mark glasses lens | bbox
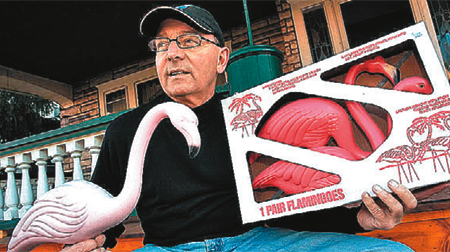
[149,35,204,52]
[149,38,170,52]
[178,35,201,49]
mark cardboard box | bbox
[221,22,450,224]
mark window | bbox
[105,88,127,114]
[136,79,163,106]
[288,0,446,74]
[303,5,334,63]
[97,68,158,116]
[427,0,450,71]
[340,0,415,48]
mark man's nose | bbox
[166,41,184,60]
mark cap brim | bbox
[140,6,214,37]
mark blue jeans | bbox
[133,227,413,252]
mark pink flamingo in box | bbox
[252,56,433,195]
[8,102,201,252]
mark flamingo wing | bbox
[253,161,341,195]
[8,187,88,251]
[252,146,355,195]
[258,98,345,148]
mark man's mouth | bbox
[169,70,190,77]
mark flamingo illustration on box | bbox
[229,94,263,137]
[378,110,450,183]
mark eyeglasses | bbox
[148,34,220,52]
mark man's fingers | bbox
[361,191,385,221]
[61,236,105,252]
[388,180,417,210]
[94,235,106,247]
[372,184,404,220]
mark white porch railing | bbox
[0,111,126,222]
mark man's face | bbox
[155,18,229,108]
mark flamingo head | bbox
[394,76,433,94]
[345,56,400,85]
[165,102,201,158]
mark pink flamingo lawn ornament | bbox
[7,102,201,252]
[252,56,433,195]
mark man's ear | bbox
[217,47,230,74]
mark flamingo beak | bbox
[180,122,201,159]
[384,63,400,85]
[189,145,200,159]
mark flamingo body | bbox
[9,181,117,251]
[257,97,371,160]
[8,102,201,252]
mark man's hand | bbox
[357,179,417,231]
[61,235,106,252]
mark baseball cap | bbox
[140,5,225,47]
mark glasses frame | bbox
[149,34,220,52]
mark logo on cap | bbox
[176,5,193,10]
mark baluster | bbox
[52,156,65,187]
[71,151,83,181]
[67,140,85,181]
[36,160,49,198]
[48,145,67,187]
[0,187,4,221]
[89,147,100,176]
[3,157,19,220]
[17,153,33,218]
[32,149,49,199]
[86,134,104,177]
[31,179,38,200]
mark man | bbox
[66,4,417,252]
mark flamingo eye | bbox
[419,83,424,88]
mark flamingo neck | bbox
[115,105,168,216]
[344,65,386,151]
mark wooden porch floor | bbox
[0,208,449,251]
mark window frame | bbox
[97,67,158,116]
[104,87,128,115]
[134,76,162,107]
